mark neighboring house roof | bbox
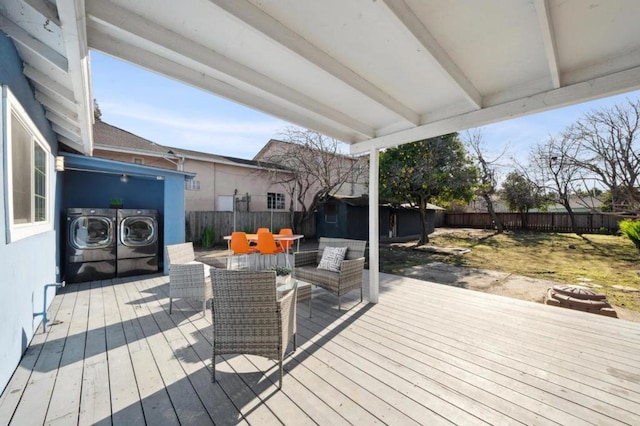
[254,138,363,162]
[465,195,510,213]
[331,195,444,210]
[61,152,196,180]
[538,195,604,212]
[93,120,289,171]
[93,119,168,154]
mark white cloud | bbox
[101,100,285,135]
[99,100,288,158]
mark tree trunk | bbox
[563,202,581,234]
[482,193,504,233]
[418,198,429,245]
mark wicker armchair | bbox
[294,238,366,316]
[166,242,213,316]
[210,269,297,389]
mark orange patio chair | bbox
[256,231,284,269]
[278,228,294,253]
[230,232,258,269]
[251,228,270,246]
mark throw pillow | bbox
[317,246,348,272]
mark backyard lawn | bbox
[380,229,640,312]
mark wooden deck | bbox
[1,272,640,425]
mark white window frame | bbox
[185,179,200,191]
[267,192,285,210]
[2,86,53,243]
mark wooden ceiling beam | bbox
[86,1,375,139]
[207,0,421,125]
[382,0,482,109]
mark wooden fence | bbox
[186,210,632,246]
[186,211,316,245]
[444,212,631,233]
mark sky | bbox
[91,51,640,162]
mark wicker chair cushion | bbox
[317,246,347,272]
[296,266,340,292]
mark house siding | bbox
[92,149,176,170]
[316,198,430,240]
[93,147,293,213]
[253,139,369,209]
[185,160,286,212]
[0,34,60,392]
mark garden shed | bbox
[317,195,443,240]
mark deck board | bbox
[8,283,76,426]
[112,277,180,426]
[79,281,111,426]
[44,281,87,426]
[2,271,640,425]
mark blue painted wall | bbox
[0,34,60,392]
[62,154,190,274]
[163,173,187,272]
[63,170,164,211]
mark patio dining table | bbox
[223,233,304,268]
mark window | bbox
[185,179,200,191]
[3,86,53,242]
[325,200,338,223]
[133,157,144,165]
[267,192,285,210]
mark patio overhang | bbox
[4,0,640,302]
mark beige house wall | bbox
[183,159,292,212]
[93,148,294,212]
[94,140,364,214]
[253,140,369,207]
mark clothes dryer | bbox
[117,209,159,277]
[66,208,117,283]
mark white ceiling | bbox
[3,0,640,156]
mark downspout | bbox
[369,149,379,304]
[162,153,185,171]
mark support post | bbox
[368,149,379,303]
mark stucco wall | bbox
[184,159,291,212]
[0,34,60,392]
[254,140,369,209]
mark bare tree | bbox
[260,128,367,232]
[564,98,640,212]
[528,136,585,233]
[464,130,506,233]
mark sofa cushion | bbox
[317,246,347,272]
[295,266,340,293]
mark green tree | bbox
[501,171,546,229]
[93,98,102,120]
[380,134,477,244]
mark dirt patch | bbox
[396,260,640,322]
[196,233,640,323]
[389,228,640,323]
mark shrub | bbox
[619,219,640,249]
[270,265,291,276]
[200,225,215,249]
